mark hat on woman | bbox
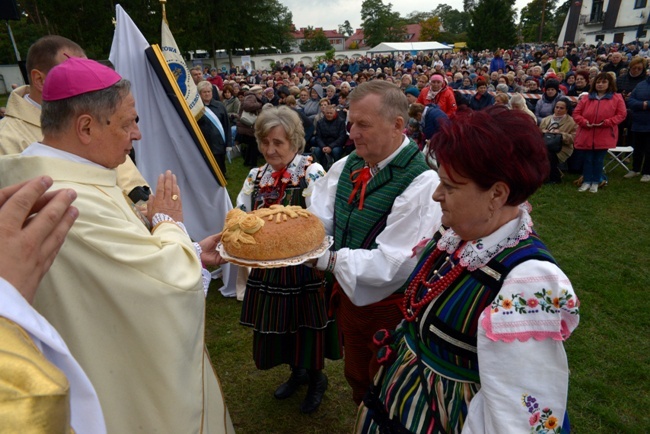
[404,86,420,98]
[545,79,560,91]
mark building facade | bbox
[559,0,650,45]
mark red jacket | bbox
[416,85,457,118]
[573,92,626,150]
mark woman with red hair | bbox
[356,106,580,434]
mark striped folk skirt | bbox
[240,264,342,370]
[355,328,480,434]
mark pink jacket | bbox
[572,92,627,150]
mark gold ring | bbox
[171,194,179,201]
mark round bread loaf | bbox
[221,205,325,261]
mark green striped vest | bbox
[333,141,429,250]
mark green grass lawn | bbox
[208,154,650,433]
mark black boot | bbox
[300,370,328,414]
[274,367,309,399]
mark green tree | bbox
[464,0,478,11]
[0,0,296,64]
[553,0,571,41]
[467,0,517,50]
[519,0,558,42]
[404,10,433,24]
[299,27,333,52]
[420,16,442,41]
[430,4,472,34]
[361,0,406,48]
[338,20,354,38]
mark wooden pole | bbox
[160,0,167,23]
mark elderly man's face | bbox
[611,53,622,64]
[191,69,203,84]
[348,93,404,166]
[200,87,213,104]
[91,92,141,169]
[324,106,336,121]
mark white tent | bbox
[367,41,453,54]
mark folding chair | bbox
[604,146,634,173]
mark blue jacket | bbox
[627,77,650,132]
[490,56,505,73]
[469,92,495,111]
[422,104,449,140]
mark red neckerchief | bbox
[348,166,372,210]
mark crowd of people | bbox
[17,33,650,433]
[186,40,650,188]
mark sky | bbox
[281,0,531,33]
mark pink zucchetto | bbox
[42,57,122,102]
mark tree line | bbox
[358,0,571,51]
[0,0,572,65]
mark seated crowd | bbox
[193,40,649,187]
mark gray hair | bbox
[510,93,527,109]
[41,79,131,136]
[348,80,409,123]
[197,80,213,93]
[254,105,305,154]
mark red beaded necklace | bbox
[401,247,466,322]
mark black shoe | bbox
[274,367,309,400]
[300,371,328,414]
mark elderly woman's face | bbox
[260,125,295,171]
[629,63,644,77]
[430,80,443,91]
[575,75,587,87]
[432,164,496,241]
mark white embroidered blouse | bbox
[447,205,581,434]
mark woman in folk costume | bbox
[356,106,580,434]
[236,106,341,414]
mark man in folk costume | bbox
[308,80,442,404]
[0,57,235,434]
[0,35,148,198]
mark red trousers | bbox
[335,285,404,405]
